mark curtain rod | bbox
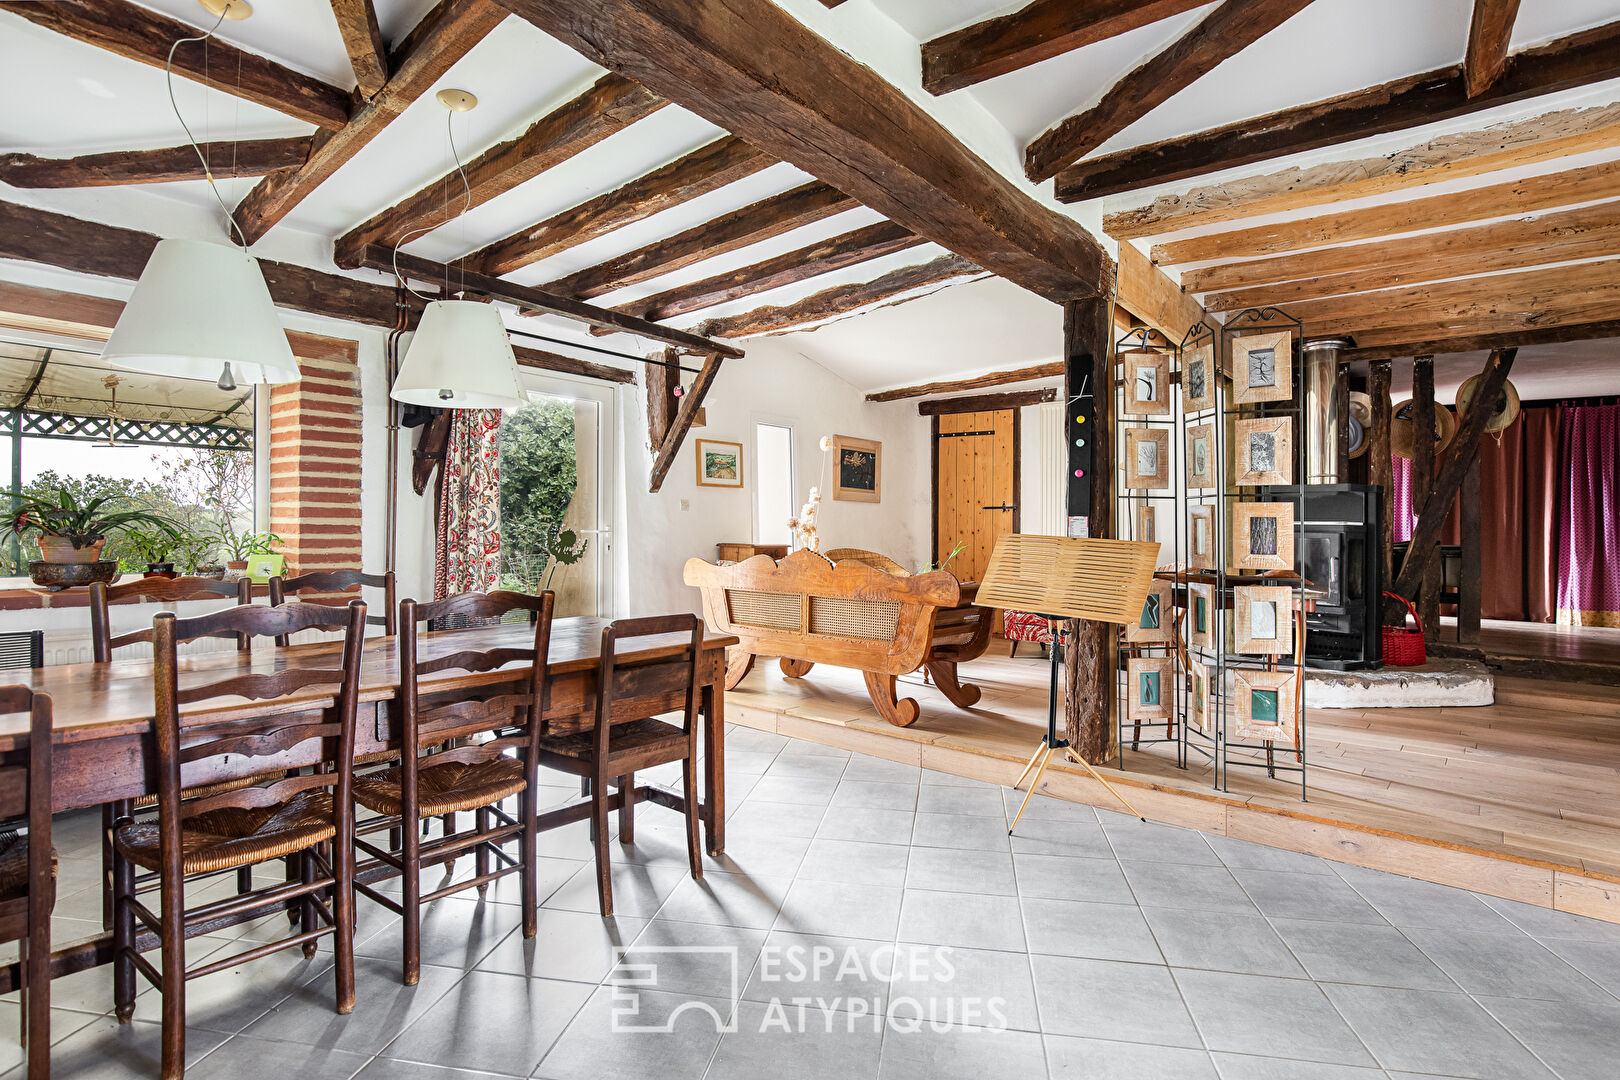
[502,328,706,376]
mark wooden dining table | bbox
[0,616,738,991]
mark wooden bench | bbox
[683,548,993,727]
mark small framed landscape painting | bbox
[1233,501,1295,571]
[1127,657,1171,721]
[1182,344,1215,413]
[1232,331,1293,405]
[1122,352,1171,416]
[1188,581,1215,650]
[832,435,881,502]
[1233,668,1299,745]
[1189,505,1216,570]
[1125,579,1173,645]
[1235,416,1292,486]
[1124,428,1170,491]
[695,438,744,488]
[1187,424,1216,489]
[1234,584,1293,656]
[1189,663,1213,736]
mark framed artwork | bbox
[695,438,744,488]
[1233,668,1299,745]
[1234,585,1294,656]
[1187,424,1216,489]
[1188,581,1214,650]
[1232,501,1295,571]
[1232,331,1293,404]
[1189,505,1216,570]
[245,553,285,585]
[1124,427,1170,490]
[1189,663,1214,736]
[832,435,881,502]
[1127,657,1171,720]
[1135,503,1158,544]
[1125,579,1173,644]
[1122,352,1171,416]
[1235,416,1293,486]
[1182,343,1216,413]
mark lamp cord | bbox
[393,110,474,302]
[165,9,249,249]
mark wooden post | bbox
[1062,296,1115,764]
[646,349,679,448]
[1333,361,1350,483]
[1459,457,1483,643]
[1411,356,1438,642]
[1368,360,1393,593]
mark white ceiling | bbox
[1383,338,1620,403]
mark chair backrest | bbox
[396,590,553,772]
[148,601,367,832]
[0,630,43,671]
[269,569,397,644]
[89,575,252,662]
[0,685,52,931]
[594,614,704,758]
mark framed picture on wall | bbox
[1188,582,1215,650]
[695,438,744,488]
[1232,501,1296,571]
[1189,662,1214,736]
[1122,352,1171,416]
[1124,580,1173,645]
[1124,428,1170,490]
[832,435,881,502]
[1232,331,1293,404]
[1187,424,1216,489]
[1127,657,1171,720]
[1234,585,1294,656]
[1182,343,1216,413]
[1235,416,1293,486]
[1135,504,1158,544]
[1233,668,1299,745]
[1189,505,1216,570]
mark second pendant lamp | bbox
[390,299,526,410]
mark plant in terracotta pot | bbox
[3,487,176,589]
[211,525,282,576]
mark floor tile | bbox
[763,754,848,781]
[1030,955,1202,1048]
[1230,869,1386,925]
[1538,936,1620,997]
[881,1024,1048,1079]
[652,867,792,931]
[1014,854,1135,904]
[1023,897,1163,964]
[541,862,688,920]
[841,756,922,784]
[727,800,826,840]
[1046,1035,1218,1079]
[353,1062,522,1080]
[814,805,916,845]
[1479,895,1620,943]
[748,776,839,807]
[919,768,998,788]
[378,971,591,1076]
[1268,918,1457,991]
[241,956,463,1054]
[906,846,1017,895]
[1209,1054,1387,1079]
[1143,909,1305,978]
[796,838,911,889]
[775,878,905,941]
[1401,925,1611,1001]
[743,931,892,1010]
[0,1015,229,1080]
[888,945,1041,1032]
[533,986,728,1080]
[1122,862,1258,916]
[899,890,1027,953]
[1099,813,1220,866]
[1002,790,1098,824]
[616,919,769,1001]
[474,908,646,985]
[830,780,920,811]
[1333,865,1519,933]
[1009,818,1116,859]
[1322,982,1556,1079]
[1202,834,1336,876]
[916,784,1008,818]
[1174,969,1375,1067]
[911,811,1012,853]
[705,1000,883,1080]
[184,1033,374,1080]
[1476,994,1620,1080]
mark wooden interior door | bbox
[935,409,1018,586]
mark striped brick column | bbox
[268,334,363,579]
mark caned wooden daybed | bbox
[683,548,993,727]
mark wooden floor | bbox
[1430,617,1620,684]
[728,641,1620,924]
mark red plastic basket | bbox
[1381,591,1426,667]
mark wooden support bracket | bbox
[648,355,724,493]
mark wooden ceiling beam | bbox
[696,254,983,339]
[333,73,666,267]
[1025,0,1314,182]
[922,0,1210,96]
[1117,242,1208,343]
[1340,298,1620,347]
[513,344,635,384]
[0,138,311,188]
[0,199,399,327]
[330,0,390,99]
[918,388,1059,415]
[1058,20,1620,202]
[1151,160,1620,264]
[0,0,351,130]
[539,182,855,301]
[470,135,773,276]
[496,0,1111,301]
[1342,318,1620,363]
[866,361,1065,403]
[1465,0,1521,98]
[233,0,507,246]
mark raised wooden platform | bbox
[728,640,1620,924]
[1430,618,1620,686]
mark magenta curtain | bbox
[1391,455,1415,543]
[434,409,503,601]
[1556,404,1620,627]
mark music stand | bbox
[975,533,1160,833]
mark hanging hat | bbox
[1392,399,1458,459]
[1347,391,1373,459]
[1455,373,1521,433]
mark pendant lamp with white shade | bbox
[390,299,526,410]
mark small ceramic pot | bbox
[37,536,106,564]
[143,563,178,579]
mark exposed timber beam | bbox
[496,0,1111,301]
[540,182,854,301]
[1105,102,1620,239]
[1059,21,1620,202]
[1117,242,1208,343]
[1151,160,1620,264]
[917,388,1058,415]
[1194,200,1620,308]
[330,0,390,99]
[0,199,399,327]
[0,0,351,130]
[1465,0,1521,98]
[233,0,506,246]
[696,255,982,339]
[513,345,635,384]
[1341,319,1620,363]
[922,0,1209,96]
[471,135,773,277]
[866,362,1065,403]
[0,139,311,188]
[364,246,744,357]
[1025,0,1314,182]
[648,355,722,492]
[600,221,924,328]
[334,74,666,266]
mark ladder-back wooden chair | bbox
[351,589,552,986]
[110,601,367,1080]
[0,686,54,1080]
[269,570,397,644]
[533,614,706,918]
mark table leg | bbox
[702,681,725,857]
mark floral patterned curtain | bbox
[434,409,502,600]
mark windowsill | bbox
[0,575,270,610]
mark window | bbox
[754,422,794,547]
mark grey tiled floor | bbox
[6,724,1620,1079]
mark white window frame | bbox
[751,416,796,548]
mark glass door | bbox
[497,371,616,617]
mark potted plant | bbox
[2,488,177,589]
[124,525,183,579]
[173,530,220,578]
[212,525,282,576]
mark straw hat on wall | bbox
[1347,391,1373,459]
[1455,374,1522,432]
[1392,399,1458,459]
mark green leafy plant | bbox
[501,520,589,592]
[3,487,176,550]
[121,525,180,570]
[918,541,967,575]
[211,525,282,563]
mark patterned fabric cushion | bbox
[1003,610,1057,644]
